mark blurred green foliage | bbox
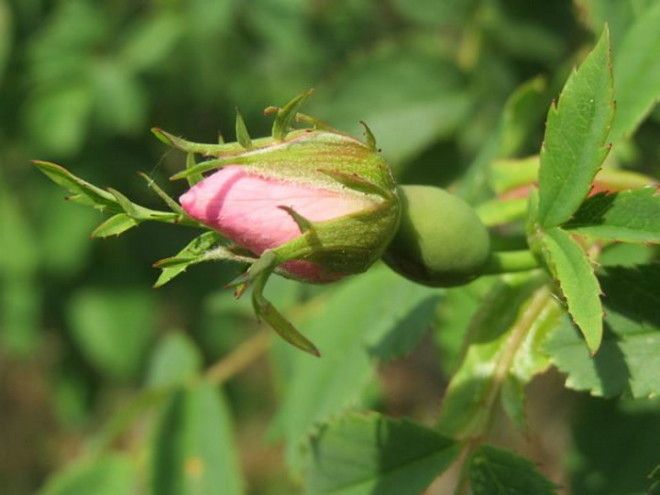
[0,1,658,494]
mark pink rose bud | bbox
[156,92,400,356]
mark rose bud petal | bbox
[180,165,376,282]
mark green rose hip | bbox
[383,185,491,287]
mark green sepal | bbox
[185,153,203,186]
[278,206,314,233]
[235,108,253,150]
[227,249,321,356]
[359,120,377,151]
[169,156,238,180]
[138,172,185,215]
[318,168,393,201]
[152,232,248,288]
[271,90,313,141]
[152,127,273,157]
[295,112,339,132]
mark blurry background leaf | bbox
[151,381,244,495]
[146,332,202,389]
[609,0,660,144]
[310,42,472,169]
[460,76,548,202]
[25,83,94,156]
[0,169,40,354]
[67,289,155,380]
[91,61,146,134]
[117,12,184,74]
[39,454,137,495]
[36,188,99,275]
[391,0,478,26]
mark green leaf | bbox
[146,333,202,389]
[154,232,223,287]
[39,454,137,495]
[272,90,312,141]
[469,445,557,495]
[609,1,660,143]
[537,28,615,228]
[437,276,553,438]
[564,188,660,243]
[303,412,459,495]
[546,264,660,398]
[540,227,603,353]
[151,381,244,495]
[67,289,155,380]
[91,213,138,238]
[273,267,440,470]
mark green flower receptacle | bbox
[383,185,491,287]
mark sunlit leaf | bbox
[537,28,614,228]
[540,227,603,353]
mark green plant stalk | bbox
[480,250,540,275]
[453,285,553,494]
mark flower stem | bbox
[480,250,539,275]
